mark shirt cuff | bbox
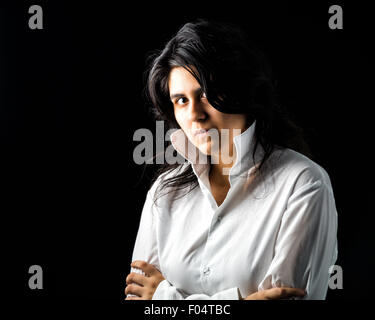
[152,279,242,300]
[214,287,242,300]
[152,279,170,300]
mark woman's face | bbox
[168,66,249,158]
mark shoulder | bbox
[271,148,334,194]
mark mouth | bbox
[192,129,209,137]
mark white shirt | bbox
[127,120,338,300]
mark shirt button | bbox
[217,216,222,222]
[203,267,211,276]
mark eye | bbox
[176,97,188,105]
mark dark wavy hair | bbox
[143,18,312,204]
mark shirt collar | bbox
[170,120,264,179]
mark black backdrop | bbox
[1,1,373,301]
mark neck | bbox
[209,147,236,186]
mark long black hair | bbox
[143,18,312,204]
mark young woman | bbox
[125,19,338,300]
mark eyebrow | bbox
[170,88,203,101]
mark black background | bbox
[1,0,373,301]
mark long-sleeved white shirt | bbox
[127,120,338,300]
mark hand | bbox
[125,260,165,300]
[243,287,306,300]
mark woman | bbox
[125,19,338,300]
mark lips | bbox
[192,129,209,136]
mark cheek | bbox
[174,109,188,129]
[207,109,226,126]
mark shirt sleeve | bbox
[126,190,161,298]
[127,190,242,300]
[257,180,338,300]
[152,281,242,300]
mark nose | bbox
[187,98,206,122]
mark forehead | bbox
[168,67,200,94]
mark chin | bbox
[196,142,211,156]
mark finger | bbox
[125,284,143,297]
[125,296,142,300]
[131,260,156,276]
[266,287,306,299]
[284,288,306,297]
[126,272,147,286]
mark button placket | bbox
[200,203,221,287]
[198,180,217,212]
